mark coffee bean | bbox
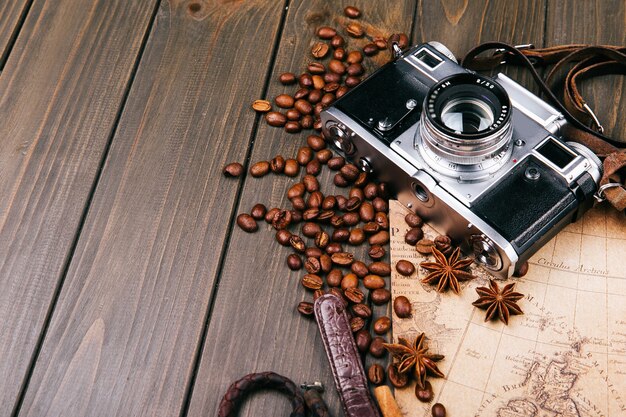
[265,111,287,127]
[368,364,384,385]
[312,74,325,90]
[325,242,343,254]
[275,229,292,246]
[223,162,244,177]
[344,287,364,303]
[369,230,390,245]
[302,274,323,290]
[330,34,345,48]
[314,231,329,249]
[320,254,332,273]
[269,155,285,174]
[351,261,369,278]
[331,252,354,266]
[388,33,409,49]
[432,403,446,417]
[332,228,350,242]
[346,50,363,64]
[303,208,319,222]
[405,212,423,228]
[345,197,361,212]
[291,197,306,211]
[318,210,334,222]
[301,115,313,129]
[340,164,359,181]
[396,260,415,276]
[416,380,434,403]
[291,210,302,223]
[368,245,385,260]
[394,295,412,318]
[416,238,434,255]
[321,93,335,107]
[369,336,387,358]
[297,301,314,317]
[252,99,271,112]
[387,363,409,388]
[354,172,368,187]
[329,215,344,228]
[373,316,391,334]
[371,288,391,305]
[290,235,306,253]
[313,289,325,301]
[363,43,378,56]
[369,261,391,276]
[307,135,326,151]
[327,269,343,287]
[328,287,347,305]
[342,212,360,226]
[324,72,342,84]
[288,183,305,199]
[275,94,294,108]
[350,316,365,332]
[286,109,301,121]
[249,161,270,177]
[302,222,321,238]
[363,222,380,234]
[307,191,323,208]
[328,156,345,170]
[363,183,378,199]
[328,59,346,75]
[374,37,387,50]
[305,248,323,260]
[302,175,318,193]
[285,121,301,133]
[287,254,302,270]
[346,63,364,77]
[278,72,296,85]
[334,173,349,187]
[237,213,257,232]
[272,209,292,230]
[364,275,385,290]
[311,42,329,58]
[346,22,364,37]
[284,159,300,177]
[434,235,453,256]
[299,73,313,88]
[372,197,388,212]
[313,103,325,117]
[336,85,349,98]
[294,87,309,100]
[316,26,336,39]
[305,257,321,274]
[352,303,372,319]
[322,195,336,210]
[375,212,389,229]
[265,207,280,223]
[333,47,346,61]
[514,261,529,277]
[293,99,312,116]
[405,227,424,245]
[359,202,375,222]
[336,195,348,211]
[349,186,364,199]
[344,5,361,18]
[313,120,322,131]
[355,329,371,352]
[250,203,267,220]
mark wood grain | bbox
[0,0,159,414]
[546,0,626,141]
[16,1,285,416]
[0,0,31,66]
[186,2,415,417]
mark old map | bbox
[388,200,626,417]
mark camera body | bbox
[321,42,602,278]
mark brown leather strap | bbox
[462,42,626,211]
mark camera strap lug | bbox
[594,182,624,203]
[391,43,403,60]
[493,44,535,65]
[582,103,605,134]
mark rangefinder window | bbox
[536,138,577,169]
[414,48,443,69]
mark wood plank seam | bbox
[0,0,34,72]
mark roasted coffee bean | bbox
[325,72,342,85]
[306,135,326,151]
[290,235,306,253]
[369,261,391,276]
[368,245,385,260]
[305,257,321,274]
[287,254,302,270]
[416,238,435,255]
[302,222,321,238]
[302,274,323,290]
[297,301,314,317]
[350,317,365,333]
[316,26,336,39]
[363,183,378,199]
[294,99,313,115]
[272,209,292,230]
[351,261,369,278]
[374,37,387,50]
[359,202,375,222]
[434,235,453,255]
[284,121,301,133]
[311,42,329,59]
[265,207,280,223]
[387,363,408,388]
[342,274,359,292]
[432,403,446,417]
[342,212,360,227]
[368,364,384,385]
[372,197,388,212]
[286,109,301,121]
[333,47,346,61]
[325,242,343,254]
[346,63,364,76]
[301,207,318,220]
[354,172,368,187]
[405,212,423,228]
[318,210,334,221]
[416,380,434,403]
[294,87,310,100]
[331,252,354,266]
[275,229,292,246]
[279,72,296,85]
[314,103,325,117]
[336,85,349,98]
[329,287,347,304]
[369,230,390,245]
[291,197,306,211]
[314,231,330,249]
[349,187,364,200]
[299,73,313,88]
[312,75,325,90]
[284,159,300,177]
[388,33,409,49]
[265,111,287,127]
[327,156,345,170]
[349,228,366,245]
[269,155,285,174]
[252,99,272,112]
[333,173,349,187]
[355,329,371,353]
[307,191,323,209]
[345,197,362,212]
[304,246,322,258]
[291,210,302,223]
[237,214,257,232]
[371,288,391,305]
[405,227,424,245]
[308,89,323,104]
[364,274,385,290]
[327,269,343,287]
[332,228,350,242]
[344,287,364,303]
[302,175,318,193]
[329,215,344,228]
[346,22,364,37]
[328,59,346,75]
[344,5,361,18]
[340,164,359,181]
[396,260,415,276]
[313,289,325,301]
[223,162,244,177]
[274,94,294,108]
[321,93,335,106]
[394,295,412,318]
[373,316,391,334]
[369,336,387,358]
[375,212,389,229]
[320,254,332,273]
[322,195,336,210]
[313,120,322,131]
[295,148,312,167]
[514,261,529,277]
[323,83,339,93]
[330,34,345,48]
[288,183,305,199]
[346,50,363,64]
[363,43,378,56]
[363,222,380,234]
[301,115,313,129]
[250,203,267,220]
[377,182,390,198]
[336,195,348,211]
[352,303,372,319]
[249,161,270,177]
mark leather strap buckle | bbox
[493,44,535,65]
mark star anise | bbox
[420,247,474,294]
[472,279,524,325]
[383,333,444,388]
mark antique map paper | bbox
[388,200,626,417]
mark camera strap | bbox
[461,42,626,211]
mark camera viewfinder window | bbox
[536,139,576,169]
[415,49,442,69]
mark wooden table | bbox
[0,1,623,416]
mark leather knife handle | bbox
[314,294,382,417]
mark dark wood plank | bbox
[0,0,31,66]
[547,0,625,141]
[187,2,415,416]
[16,1,286,416]
[0,0,159,414]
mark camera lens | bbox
[440,98,495,134]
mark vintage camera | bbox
[321,42,602,278]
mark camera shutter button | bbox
[524,167,541,180]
